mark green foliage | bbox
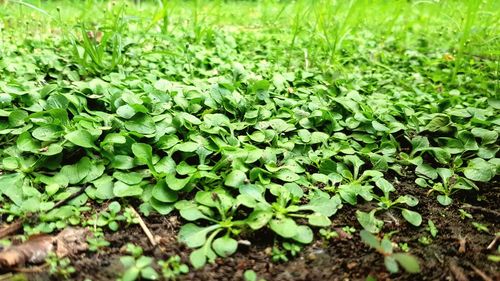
[0,0,498,274]
[360,231,420,274]
[87,229,110,252]
[119,244,159,281]
[158,255,189,280]
[356,178,422,233]
[87,201,125,231]
[270,242,302,263]
[46,252,76,280]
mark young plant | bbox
[319,228,339,240]
[356,178,422,233]
[87,229,110,252]
[176,189,245,268]
[360,230,420,274]
[321,156,383,205]
[239,184,341,243]
[158,255,189,280]
[88,201,125,231]
[46,252,76,280]
[119,244,159,281]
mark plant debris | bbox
[0,228,90,269]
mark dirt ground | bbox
[5,175,500,281]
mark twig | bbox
[470,265,493,281]
[128,206,157,247]
[0,220,22,239]
[487,235,499,250]
[12,263,49,273]
[52,185,89,209]
[461,204,500,217]
[449,260,469,281]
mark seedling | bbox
[342,226,356,236]
[398,243,410,253]
[459,209,473,220]
[118,244,159,281]
[176,189,246,268]
[472,222,489,233]
[319,228,339,240]
[239,184,341,244]
[357,178,422,233]
[158,255,189,280]
[426,220,438,238]
[46,252,76,280]
[87,230,110,252]
[418,236,432,246]
[88,201,125,231]
[360,230,420,274]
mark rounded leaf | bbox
[212,236,238,257]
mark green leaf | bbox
[152,181,178,203]
[150,198,174,215]
[0,173,24,206]
[437,195,452,206]
[190,248,206,269]
[64,129,98,149]
[401,209,422,226]
[292,225,313,244]
[125,114,156,135]
[132,143,157,175]
[274,169,300,182]
[179,224,219,248]
[428,219,438,237]
[307,213,331,227]
[425,114,450,132]
[310,132,329,144]
[356,210,383,233]
[463,158,494,182]
[60,157,92,184]
[179,206,209,221]
[121,267,140,281]
[269,218,298,238]
[174,142,199,152]
[415,163,437,180]
[165,174,191,191]
[113,181,143,197]
[32,125,61,141]
[375,178,394,198]
[384,256,399,273]
[224,170,247,188]
[471,128,498,145]
[93,176,115,200]
[8,109,27,127]
[360,230,380,249]
[393,253,421,273]
[246,210,273,230]
[212,236,238,257]
[411,136,430,153]
[116,104,136,119]
[113,171,144,185]
[17,132,40,152]
[301,196,341,217]
[140,266,159,280]
[243,270,257,281]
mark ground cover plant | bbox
[0,0,499,280]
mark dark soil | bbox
[6,175,500,281]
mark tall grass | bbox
[1,0,498,83]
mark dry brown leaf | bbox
[0,228,90,269]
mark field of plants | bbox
[0,0,499,280]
